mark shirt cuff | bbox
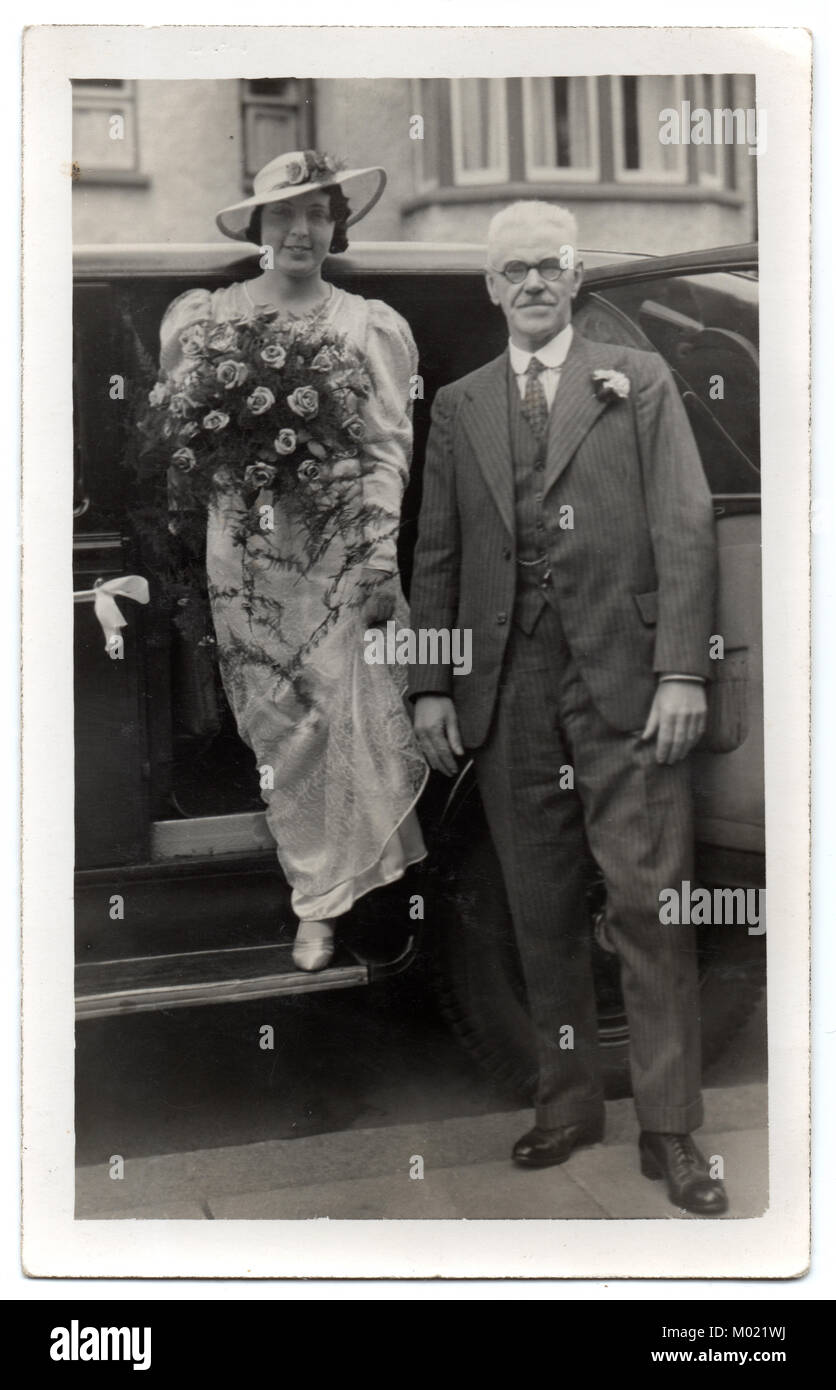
[658,673,707,684]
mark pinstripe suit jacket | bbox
[407,330,718,748]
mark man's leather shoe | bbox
[512,1119,604,1169]
[639,1131,728,1215]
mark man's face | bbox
[485,219,584,351]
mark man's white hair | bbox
[486,201,579,263]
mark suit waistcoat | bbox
[508,362,560,635]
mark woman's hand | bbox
[357,568,400,628]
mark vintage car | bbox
[73,238,763,1099]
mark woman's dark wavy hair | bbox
[245,185,352,255]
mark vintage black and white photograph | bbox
[21,25,811,1279]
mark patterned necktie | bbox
[521,356,548,440]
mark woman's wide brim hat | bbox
[216,150,387,241]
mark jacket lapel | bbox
[460,353,514,537]
[543,332,609,497]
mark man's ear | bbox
[485,270,501,306]
[571,262,585,299]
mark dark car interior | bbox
[73,258,760,845]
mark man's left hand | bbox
[641,680,707,765]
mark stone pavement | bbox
[75,1082,767,1221]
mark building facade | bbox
[72,75,757,253]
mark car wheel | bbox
[431,813,765,1103]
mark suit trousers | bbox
[470,595,705,1133]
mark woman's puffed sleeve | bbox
[360,299,419,572]
[158,287,214,381]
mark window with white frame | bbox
[611,75,687,183]
[407,74,736,199]
[71,80,139,175]
[241,80,313,186]
[450,78,509,185]
[522,77,599,181]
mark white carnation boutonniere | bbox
[592,368,631,403]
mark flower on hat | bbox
[269,151,345,190]
[283,158,307,186]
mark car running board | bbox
[75,941,368,1019]
[151,811,275,861]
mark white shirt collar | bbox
[509,323,574,376]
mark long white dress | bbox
[158,280,428,919]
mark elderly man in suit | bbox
[408,201,727,1215]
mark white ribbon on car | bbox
[73,575,150,654]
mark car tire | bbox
[431,813,765,1104]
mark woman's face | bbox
[261,189,335,277]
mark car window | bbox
[577,271,760,496]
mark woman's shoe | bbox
[292,920,335,972]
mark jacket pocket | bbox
[633,590,658,626]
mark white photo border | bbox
[21,23,811,1280]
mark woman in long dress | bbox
[157,150,428,970]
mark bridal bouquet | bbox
[138,308,375,540]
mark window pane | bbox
[621,75,682,176]
[595,271,760,492]
[528,77,555,166]
[72,102,136,172]
[455,78,505,175]
[459,79,483,171]
[245,106,301,177]
[565,78,591,167]
[526,77,594,173]
[695,74,721,182]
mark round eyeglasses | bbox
[492,259,572,284]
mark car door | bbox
[577,245,763,875]
[73,250,436,1016]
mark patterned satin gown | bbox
[158,280,428,919]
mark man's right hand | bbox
[413,695,464,776]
